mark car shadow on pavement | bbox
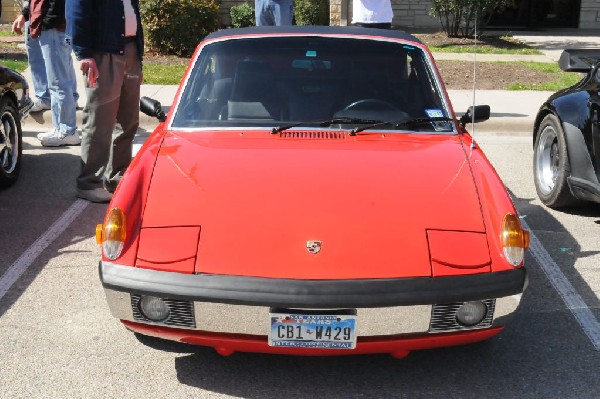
[510,192,600,312]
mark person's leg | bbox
[78,52,124,192]
[273,0,293,26]
[255,0,275,26]
[24,21,50,108]
[105,41,142,192]
[38,29,78,140]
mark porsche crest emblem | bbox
[306,240,322,254]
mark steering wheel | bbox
[342,98,399,111]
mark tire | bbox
[533,114,578,208]
[0,97,22,189]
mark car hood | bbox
[141,131,485,279]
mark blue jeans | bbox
[38,29,78,135]
[255,0,293,26]
[24,21,50,105]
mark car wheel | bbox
[533,114,578,208]
[0,97,22,189]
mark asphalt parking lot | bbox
[0,124,599,398]
[1,31,599,398]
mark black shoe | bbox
[76,188,113,203]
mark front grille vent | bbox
[279,131,346,139]
[429,299,495,332]
[131,294,196,329]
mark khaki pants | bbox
[77,41,141,191]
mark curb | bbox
[22,108,163,132]
[464,118,534,136]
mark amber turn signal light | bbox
[501,213,529,266]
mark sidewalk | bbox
[13,30,599,135]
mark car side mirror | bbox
[459,105,490,126]
[140,96,166,122]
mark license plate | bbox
[268,311,357,349]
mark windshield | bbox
[171,36,452,133]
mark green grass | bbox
[429,45,542,55]
[425,34,543,55]
[0,30,16,37]
[143,63,187,85]
[506,61,583,91]
[0,59,28,72]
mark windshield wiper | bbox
[271,117,383,134]
[349,117,455,136]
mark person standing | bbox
[352,0,393,29]
[32,0,80,146]
[24,0,80,146]
[12,0,79,120]
[255,0,294,26]
[12,1,51,113]
[66,0,144,203]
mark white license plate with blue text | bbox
[268,311,357,349]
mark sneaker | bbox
[37,128,58,141]
[76,187,113,203]
[30,98,51,113]
[40,132,81,147]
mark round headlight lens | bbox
[139,296,170,321]
[456,301,487,326]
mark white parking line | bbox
[522,219,600,351]
[0,199,89,302]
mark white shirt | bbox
[124,0,138,37]
[352,0,393,24]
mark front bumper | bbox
[100,261,527,337]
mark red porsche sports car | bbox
[97,26,529,358]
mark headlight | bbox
[97,208,126,260]
[139,296,170,321]
[501,213,530,266]
[456,301,487,326]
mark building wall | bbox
[391,0,438,28]
[4,0,596,30]
[330,0,438,28]
[580,0,600,29]
[1,0,22,24]
[330,0,600,30]
[219,0,242,27]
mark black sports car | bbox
[533,49,600,208]
[0,64,33,188]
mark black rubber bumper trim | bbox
[100,261,527,308]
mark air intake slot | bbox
[131,294,196,328]
[279,131,346,139]
[429,299,495,332]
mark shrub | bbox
[295,0,329,26]
[140,0,220,57]
[230,2,255,28]
[430,0,511,37]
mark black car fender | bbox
[534,94,599,189]
[562,121,599,185]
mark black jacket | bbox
[66,0,144,62]
[27,0,67,32]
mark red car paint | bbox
[99,27,528,358]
